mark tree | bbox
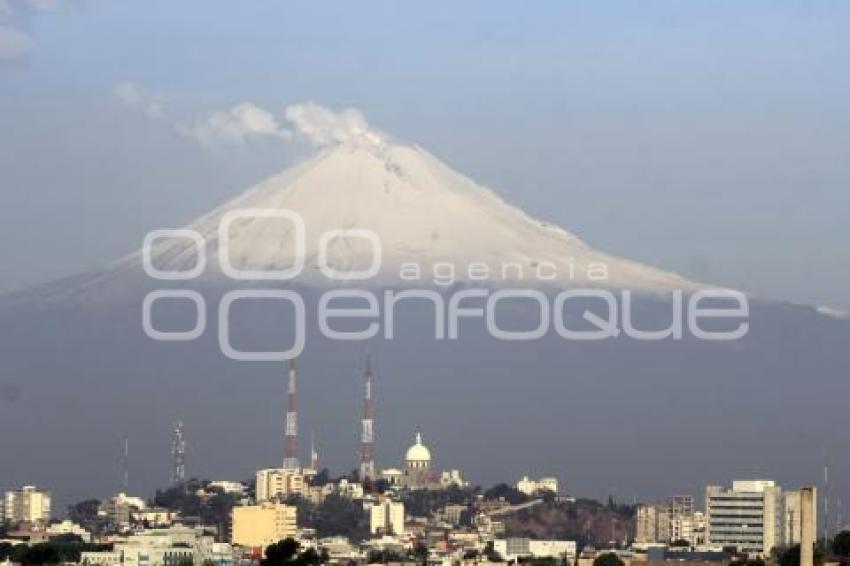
[0,543,14,562]
[483,483,529,505]
[670,539,690,548]
[776,543,822,566]
[263,538,300,566]
[483,541,504,562]
[410,543,429,560]
[313,494,369,541]
[262,537,322,566]
[834,531,850,558]
[593,553,625,566]
[311,468,331,487]
[67,499,102,531]
[367,549,404,564]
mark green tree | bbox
[483,541,504,562]
[313,494,369,541]
[263,538,300,566]
[593,553,625,566]
[410,542,429,561]
[67,499,101,528]
[262,538,322,566]
[834,531,850,558]
[484,483,530,505]
[0,543,14,562]
[776,543,822,566]
[367,549,404,564]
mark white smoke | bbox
[178,103,292,146]
[283,102,384,148]
[113,82,164,119]
[111,91,381,151]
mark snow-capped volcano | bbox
[131,136,698,291]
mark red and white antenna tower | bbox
[359,353,376,480]
[283,359,299,470]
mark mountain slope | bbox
[124,140,698,292]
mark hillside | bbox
[502,499,634,547]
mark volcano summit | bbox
[128,133,698,293]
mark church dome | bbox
[404,431,432,463]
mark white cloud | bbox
[23,0,89,12]
[0,0,90,63]
[0,25,31,61]
[113,81,164,119]
[283,102,384,148]
[178,103,292,146]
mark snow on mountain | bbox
[123,129,699,292]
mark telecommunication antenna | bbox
[171,421,186,485]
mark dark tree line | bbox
[0,541,111,565]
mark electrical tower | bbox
[122,434,129,492]
[359,353,376,480]
[283,359,300,470]
[171,421,186,485]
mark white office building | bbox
[369,499,405,536]
[705,480,782,556]
[3,486,51,524]
[256,468,306,501]
[493,538,576,562]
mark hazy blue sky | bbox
[1,0,848,308]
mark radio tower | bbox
[283,359,300,470]
[310,432,319,472]
[171,421,186,485]
[359,353,376,480]
[122,434,129,491]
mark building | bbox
[516,476,559,496]
[402,431,433,489]
[132,507,177,527]
[440,469,468,489]
[207,481,247,495]
[3,486,51,524]
[81,525,233,566]
[99,493,146,528]
[705,480,783,556]
[335,479,364,500]
[231,502,297,549]
[437,504,468,526]
[369,499,405,536]
[493,538,576,562]
[380,468,403,488]
[636,496,696,544]
[256,468,306,501]
[46,520,91,542]
[636,503,663,543]
[782,488,818,547]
